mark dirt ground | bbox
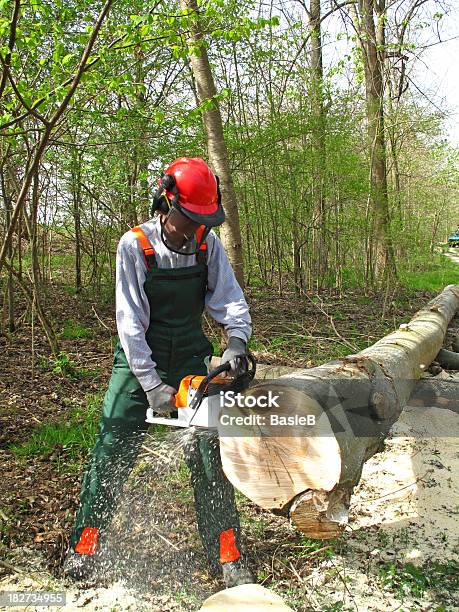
[1,287,458,611]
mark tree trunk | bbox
[180,0,245,286]
[309,0,327,289]
[219,284,459,538]
[353,0,396,283]
[1,164,15,332]
[31,169,60,355]
[71,149,83,293]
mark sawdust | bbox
[350,404,459,563]
[300,393,459,611]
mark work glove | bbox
[221,336,248,378]
[145,383,177,419]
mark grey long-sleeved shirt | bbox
[116,216,252,391]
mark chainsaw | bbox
[145,353,256,428]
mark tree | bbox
[0,0,115,275]
[351,0,397,284]
[180,0,245,286]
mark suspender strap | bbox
[131,226,157,270]
[195,225,207,265]
[131,225,207,268]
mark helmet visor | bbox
[161,207,201,254]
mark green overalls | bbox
[70,227,242,572]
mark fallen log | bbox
[436,348,459,370]
[218,285,459,539]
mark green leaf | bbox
[61,53,73,66]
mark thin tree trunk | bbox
[309,0,327,289]
[31,169,59,355]
[71,149,83,293]
[353,0,396,283]
[180,0,245,286]
[1,164,15,332]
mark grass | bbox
[38,351,97,379]
[164,462,190,486]
[240,514,270,540]
[60,319,93,339]
[400,254,459,291]
[8,392,102,473]
[322,604,355,612]
[292,535,335,558]
[171,586,202,607]
[379,559,458,602]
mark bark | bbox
[309,0,327,288]
[219,284,459,538]
[0,0,21,100]
[70,149,83,293]
[180,0,245,286]
[436,348,459,370]
[31,169,59,355]
[353,0,396,283]
[1,165,15,332]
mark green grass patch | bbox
[240,513,269,539]
[322,604,354,612]
[325,267,366,290]
[164,462,189,486]
[9,392,102,473]
[157,461,193,502]
[400,255,459,291]
[61,319,92,339]
[379,559,458,601]
[171,585,202,607]
[38,351,96,379]
[21,253,83,273]
[292,534,335,558]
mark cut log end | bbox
[289,490,347,540]
[219,386,341,510]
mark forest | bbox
[0,0,458,610]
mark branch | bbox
[277,0,357,110]
[0,0,21,100]
[0,55,49,126]
[0,0,164,130]
[0,0,115,275]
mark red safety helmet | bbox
[154,157,225,227]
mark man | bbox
[64,157,253,587]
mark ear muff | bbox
[150,173,180,216]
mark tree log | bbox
[436,348,459,370]
[218,285,459,539]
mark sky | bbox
[418,18,459,145]
[318,0,459,146]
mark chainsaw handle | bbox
[207,359,232,377]
[189,352,256,412]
